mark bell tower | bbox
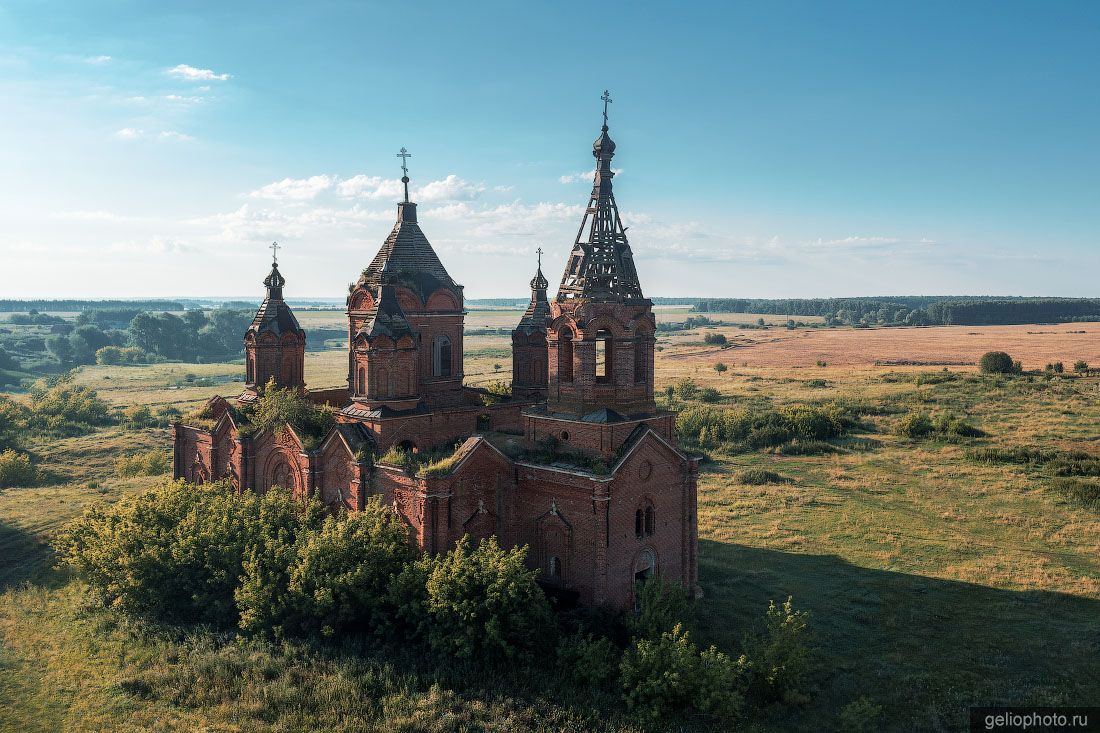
[241,243,306,402]
[511,248,551,400]
[546,90,656,418]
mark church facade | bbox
[173,106,699,609]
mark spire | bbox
[397,147,412,204]
[556,90,646,303]
[263,242,286,299]
[516,247,551,334]
[530,246,549,291]
[250,244,303,337]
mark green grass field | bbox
[1,323,1098,731]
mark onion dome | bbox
[248,261,304,337]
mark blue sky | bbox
[0,1,1097,299]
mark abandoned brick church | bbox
[173,104,699,608]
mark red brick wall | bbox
[546,300,656,417]
[524,410,676,459]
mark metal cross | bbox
[601,89,612,125]
[269,241,280,264]
[536,246,543,268]
[397,147,412,176]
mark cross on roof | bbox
[397,147,412,176]
[601,89,612,125]
[536,246,543,268]
[270,241,280,265]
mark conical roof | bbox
[516,262,551,334]
[248,262,304,337]
[358,201,460,301]
[556,120,647,304]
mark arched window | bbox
[374,367,390,398]
[246,357,254,384]
[635,509,644,538]
[634,336,647,384]
[645,506,655,536]
[549,555,562,579]
[558,328,574,382]
[595,329,613,382]
[433,335,452,377]
[357,367,366,395]
[633,548,656,611]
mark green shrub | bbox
[0,449,36,487]
[742,597,814,705]
[1050,478,1100,509]
[246,379,335,447]
[620,623,746,723]
[699,387,721,403]
[771,439,838,456]
[713,362,728,373]
[677,403,845,451]
[630,579,693,641]
[115,450,169,477]
[121,404,157,429]
[284,499,415,636]
[837,696,884,733]
[979,351,1017,374]
[421,536,553,663]
[738,469,791,485]
[675,378,699,401]
[703,332,727,346]
[895,412,933,438]
[1074,360,1089,373]
[25,375,112,435]
[556,632,620,690]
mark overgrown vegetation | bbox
[52,477,816,729]
[677,402,846,452]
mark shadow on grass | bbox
[696,540,1100,732]
[0,520,57,590]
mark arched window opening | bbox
[549,555,562,579]
[246,358,254,384]
[635,509,644,538]
[433,335,452,377]
[634,337,647,384]
[357,367,366,395]
[633,549,656,612]
[645,506,655,536]
[558,329,574,382]
[397,439,418,454]
[595,329,613,382]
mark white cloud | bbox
[248,175,335,201]
[85,55,112,65]
[416,174,485,202]
[335,174,484,202]
[335,175,403,200]
[163,94,205,104]
[167,64,230,82]
[113,128,194,142]
[559,168,622,184]
[52,210,141,223]
[109,236,193,254]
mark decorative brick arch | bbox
[536,504,573,585]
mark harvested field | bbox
[665,323,1100,370]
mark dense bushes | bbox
[739,469,791,485]
[741,597,815,704]
[25,375,112,434]
[703,332,728,345]
[0,449,36,487]
[240,380,335,449]
[1050,478,1100,509]
[979,351,1020,374]
[57,482,549,665]
[115,450,170,477]
[620,623,747,723]
[677,403,845,451]
[895,411,983,440]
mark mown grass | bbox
[1,334,1099,731]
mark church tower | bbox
[241,247,306,402]
[545,92,656,420]
[510,250,552,399]
[346,149,466,411]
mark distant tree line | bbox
[0,299,184,312]
[692,296,1100,327]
